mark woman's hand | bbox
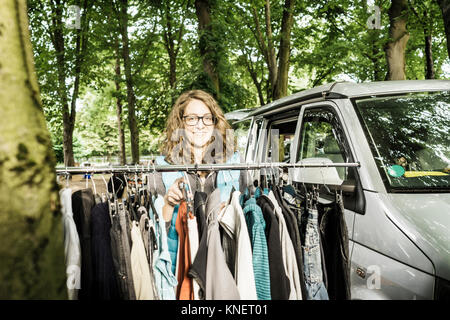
[162,178,185,221]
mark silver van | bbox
[230,80,450,300]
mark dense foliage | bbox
[27,0,450,164]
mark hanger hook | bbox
[90,171,97,195]
[152,161,157,192]
[65,169,70,188]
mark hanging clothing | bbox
[257,195,290,300]
[60,188,81,300]
[90,202,120,300]
[318,194,351,300]
[175,201,194,300]
[187,206,200,300]
[302,207,329,300]
[167,205,179,277]
[152,195,178,300]
[138,209,151,263]
[110,202,136,300]
[72,188,96,300]
[266,191,302,300]
[218,191,258,300]
[138,208,159,299]
[272,187,308,299]
[130,221,155,300]
[243,197,271,300]
[205,189,240,300]
[188,191,208,300]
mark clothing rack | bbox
[55,161,360,175]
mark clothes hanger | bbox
[147,161,160,224]
[65,169,70,189]
[123,172,138,221]
[134,165,142,208]
[109,170,119,218]
[100,174,111,204]
[140,165,150,210]
[181,169,194,213]
[270,162,278,192]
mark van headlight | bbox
[435,277,450,300]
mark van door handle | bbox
[356,267,366,279]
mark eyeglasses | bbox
[183,114,216,126]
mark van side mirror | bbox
[289,157,356,193]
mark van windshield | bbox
[354,91,450,192]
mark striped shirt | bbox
[243,198,271,300]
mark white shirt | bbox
[130,221,155,300]
[59,188,81,300]
[218,191,258,300]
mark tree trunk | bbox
[119,0,139,164]
[243,54,265,106]
[0,0,66,299]
[63,119,75,166]
[274,0,296,99]
[162,3,177,89]
[264,0,278,100]
[385,0,410,80]
[424,33,435,79]
[437,0,450,59]
[50,0,74,166]
[114,38,126,165]
[195,0,220,94]
[50,0,90,166]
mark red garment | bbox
[175,201,194,300]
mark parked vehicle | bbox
[230,80,450,300]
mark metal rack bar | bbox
[55,161,360,175]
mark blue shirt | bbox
[152,195,178,300]
[243,197,271,300]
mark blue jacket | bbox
[243,197,271,300]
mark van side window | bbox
[232,119,252,158]
[297,110,348,180]
[267,119,297,163]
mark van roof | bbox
[247,80,450,118]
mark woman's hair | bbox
[161,90,235,164]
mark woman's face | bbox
[183,99,215,148]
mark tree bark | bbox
[118,0,139,164]
[424,33,436,79]
[49,0,90,166]
[264,0,278,100]
[385,0,410,80]
[274,0,296,99]
[409,2,436,79]
[243,53,265,106]
[49,0,73,166]
[437,0,450,59]
[0,0,66,299]
[195,0,220,94]
[161,2,185,89]
[114,38,126,165]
